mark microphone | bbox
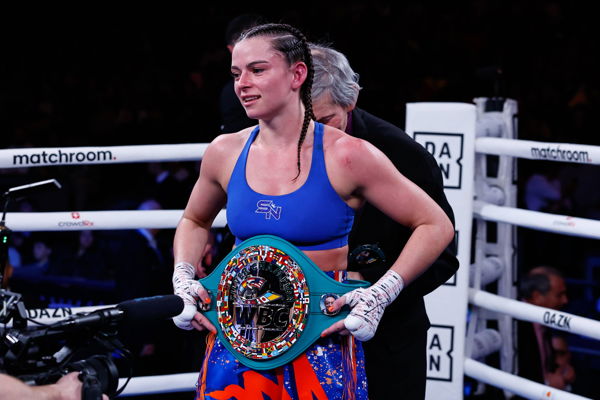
[48,295,184,330]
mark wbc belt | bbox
[198,235,369,370]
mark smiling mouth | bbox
[242,95,260,104]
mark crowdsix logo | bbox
[255,200,282,220]
[57,212,95,228]
[552,216,576,228]
[530,145,591,164]
[12,149,116,166]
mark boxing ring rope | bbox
[475,137,600,165]
[468,289,600,341]
[3,110,600,398]
[464,359,590,400]
[0,144,208,168]
[4,210,226,231]
[473,201,600,240]
[5,205,597,239]
[116,373,198,396]
[2,136,597,169]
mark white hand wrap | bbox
[342,270,404,341]
[172,261,204,330]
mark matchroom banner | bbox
[405,102,476,400]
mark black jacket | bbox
[347,107,459,332]
[218,80,256,133]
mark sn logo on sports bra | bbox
[255,200,282,220]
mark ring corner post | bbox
[406,102,477,400]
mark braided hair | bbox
[236,23,315,180]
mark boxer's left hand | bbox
[321,270,404,341]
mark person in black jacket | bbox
[218,13,263,133]
[310,43,459,400]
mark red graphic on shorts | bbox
[205,354,327,400]
[71,212,80,219]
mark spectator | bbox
[517,266,575,393]
[56,231,109,281]
[113,198,173,301]
[13,232,56,278]
[7,232,27,269]
[524,161,573,214]
[551,333,576,391]
[138,162,195,210]
[522,161,577,268]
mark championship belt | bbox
[198,235,369,370]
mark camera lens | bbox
[68,355,119,397]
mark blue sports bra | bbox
[226,122,355,250]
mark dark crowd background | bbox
[1,1,599,399]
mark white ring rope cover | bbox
[469,289,600,341]
[4,306,112,327]
[464,359,591,400]
[2,137,598,171]
[4,210,227,232]
[476,137,600,165]
[117,373,198,396]
[0,143,208,169]
[473,200,600,240]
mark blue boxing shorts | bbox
[195,271,368,400]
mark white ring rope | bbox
[2,137,597,171]
[117,373,198,396]
[464,358,592,400]
[473,200,600,240]
[0,138,596,183]
[469,289,600,341]
[0,144,208,169]
[476,137,600,165]
[4,210,227,231]
[3,306,112,327]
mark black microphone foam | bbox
[117,294,184,324]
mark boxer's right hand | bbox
[172,261,216,333]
